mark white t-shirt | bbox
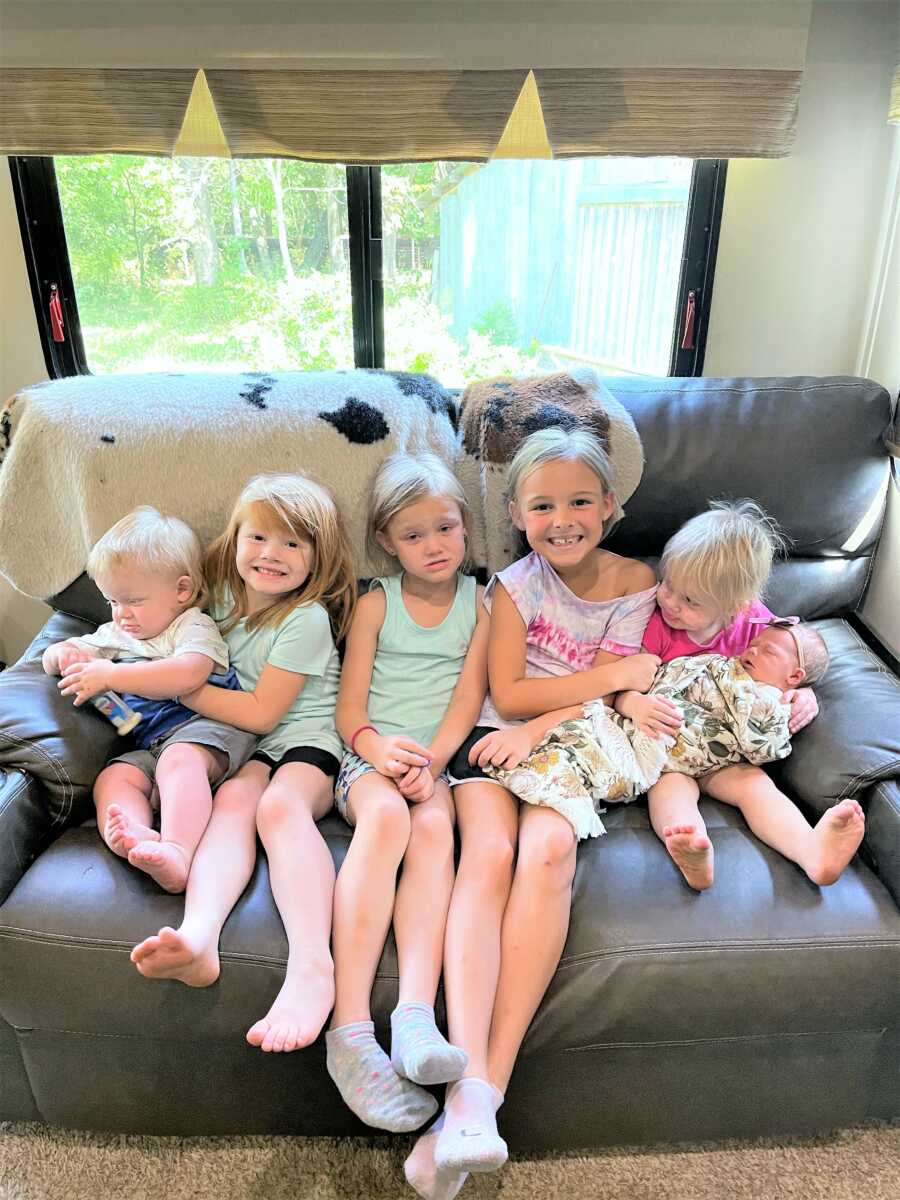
[70,607,229,672]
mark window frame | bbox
[10,155,725,380]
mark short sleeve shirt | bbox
[479,551,657,729]
[215,597,342,761]
[642,598,776,663]
[71,607,229,672]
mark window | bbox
[10,156,725,381]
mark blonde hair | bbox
[661,499,788,622]
[367,451,471,575]
[207,474,357,641]
[87,506,205,607]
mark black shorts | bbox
[446,725,501,785]
[249,745,341,778]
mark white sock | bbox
[404,1113,469,1200]
[434,1077,507,1174]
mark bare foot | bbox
[246,959,335,1052]
[105,804,158,858]
[663,824,715,890]
[127,839,190,893]
[805,799,865,886]
[130,926,220,987]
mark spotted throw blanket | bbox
[0,370,458,599]
[487,654,793,840]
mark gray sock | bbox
[326,1020,438,1133]
[390,1002,469,1086]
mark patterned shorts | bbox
[334,752,450,826]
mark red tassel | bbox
[49,285,65,343]
[680,289,696,351]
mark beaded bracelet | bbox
[350,723,377,754]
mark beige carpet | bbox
[2,1122,899,1200]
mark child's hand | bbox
[370,734,432,779]
[624,693,683,739]
[783,686,819,734]
[613,653,661,695]
[42,643,94,676]
[58,658,115,705]
[469,726,534,771]
[396,765,435,803]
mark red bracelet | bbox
[350,724,377,754]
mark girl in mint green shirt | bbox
[130,472,356,1058]
[327,451,488,1135]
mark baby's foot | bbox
[246,958,335,1052]
[805,799,865,886]
[130,926,220,987]
[435,1077,507,1174]
[105,804,158,858]
[663,824,714,891]
[326,1021,437,1132]
[405,1113,468,1200]
[127,839,190,893]
[391,1002,468,1085]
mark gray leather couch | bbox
[1,374,898,1148]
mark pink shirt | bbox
[643,598,775,663]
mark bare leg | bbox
[647,772,714,890]
[130,761,266,984]
[331,772,411,1025]
[443,781,519,1081]
[127,743,224,893]
[395,782,456,1006]
[246,761,336,1052]
[94,763,157,857]
[485,804,577,1095]
[701,764,865,885]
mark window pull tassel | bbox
[49,284,65,343]
[680,289,697,351]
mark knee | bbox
[360,791,411,852]
[408,804,454,858]
[213,777,260,818]
[256,786,296,838]
[519,822,577,886]
[460,833,516,888]
[157,742,207,777]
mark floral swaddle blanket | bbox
[486,653,793,840]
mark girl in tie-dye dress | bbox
[404,427,658,1197]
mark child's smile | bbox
[511,459,614,574]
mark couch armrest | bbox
[860,779,900,907]
[0,612,117,827]
[0,768,59,903]
[771,620,900,894]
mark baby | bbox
[41,506,257,892]
[484,621,865,886]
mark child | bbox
[41,506,257,893]
[618,500,862,890]
[482,622,864,890]
[328,451,488,1135]
[404,427,659,1197]
[130,474,356,1054]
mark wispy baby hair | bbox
[87,506,205,607]
[506,427,616,505]
[792,622,830,686]
[207,473,356,641]
[367,451,471,574]
[661,499,788,621]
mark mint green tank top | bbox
[365,573,477,747]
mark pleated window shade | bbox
[1,64,803,161]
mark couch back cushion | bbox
[602,375,892,619]
[43,373,891,625]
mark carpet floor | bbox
[2,1122,899,1200]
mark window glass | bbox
[55,155,353,373]
[381,159,693,387]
